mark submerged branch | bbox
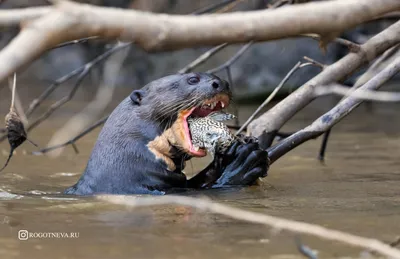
[98,195,400,259]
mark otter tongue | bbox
[191,107,213,117]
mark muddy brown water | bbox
[0,87,400,259]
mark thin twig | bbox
[178,43,229,74]
[52,36,99,49]
[207,41,254,74]
[33,115,109,155]
[353,43,400,89]
[7,73,27,125]
[236,61,302,135]
[98,195,400,259]
[46,42,131,157]
[26,42,131,118]
[315,84,400,102]
[26,65,84,118]
[302,56,326,69]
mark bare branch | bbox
[353,44,400,88]
[178,43,228,74]
[248,20,400,148]
[0,0,398,84]
[0,7,51,27]
[267,54,400,163]
[98,195,400,259]
[315,84,400,102]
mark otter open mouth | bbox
[181,94,230,157]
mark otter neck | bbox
[147,127,187,172]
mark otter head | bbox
[130,73,231,159]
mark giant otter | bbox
[65,73,268,195]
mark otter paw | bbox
[213,142,268,187]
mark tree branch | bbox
[248,20,400,148]
[267,54,400,163]
[0,6,51,27]
[0,0,398,84]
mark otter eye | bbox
[187,76,200,85]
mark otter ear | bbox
[130,90,145,105]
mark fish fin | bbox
[208,111,236,122]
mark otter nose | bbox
[211,79,229,91]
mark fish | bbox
[188,111,239,157]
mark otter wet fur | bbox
[65,73,268,195]
[188,112,240,157]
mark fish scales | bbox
[188,112,237,157]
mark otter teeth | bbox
[200,101,226,110]
[193,146,200,151]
